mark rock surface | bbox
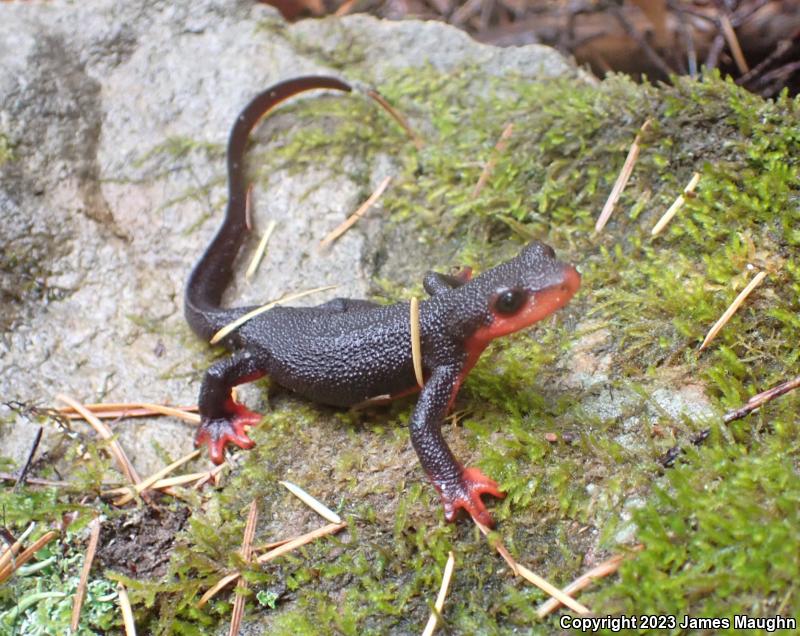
[0,0,579,473]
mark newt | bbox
[184,76,581,526]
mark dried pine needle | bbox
[473,520,590,615]
[0,522,35,571]
[651,172,700,236]
[365,90,424,149]
[720,13,749,74]
[421,551,455,636]
[210,285,337,345]
[410,297,424,387]
[245,219,277,281]
[699,270,767,351]
[70,518,101,631]
[256,522,346,565]
[536,546,643,618]
[280,481,342,524]
[595,119,651,233]
[229,501,258,636]
[0,529,58,584]
[118,583,137,636]
[56,394,141,485]
[472,123,514,198]
[112,449,201,506]
[319,176,392,249]
[57,402,199,422]
[198,522,346,607]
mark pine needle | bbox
[112,449,201,506]
[421,551,455,636]
[57,402,199,422]
[229,501,258,636]
[536,547,643,618]
[118,583,137,636]
[410,297,424,387]
[365,90,424,149]
[198,522,346,607]
[595,119,651,233]
[245,219,277,281]
[210,286,337,345]
[699,270,766,350]
[472,123,514,198]
[56,394,141,485]
[720,13,749,74]
[651,172,700,236]
[473,520,590,615]
[71,518,101,631]
[319,176,391,249]
[0,529,58,584]
[280,481,342,524]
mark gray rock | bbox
[0,0,579,475]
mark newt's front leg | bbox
[410,366,505,527]
[195,350,266,464]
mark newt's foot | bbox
[195,405,262,465]
[437,467,505,527]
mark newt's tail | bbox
[184,76,353,341]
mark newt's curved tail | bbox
[184,76,353,341]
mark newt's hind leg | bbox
[195,350,266,464]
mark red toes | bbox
[196,408,261,464]
[438,467,506,527]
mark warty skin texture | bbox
[185,76,581,526]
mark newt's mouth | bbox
[473,264,581,344]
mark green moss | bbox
[0,133,13,165]
[143,69,798,631]
[7,65,799,633]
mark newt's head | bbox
[460,241,580,346]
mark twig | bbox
[723,374,800,424]
[56,394,141,485]
[118,583,137,636]
[71,518,101,631]
[229,501,258,636]
[699,270,767,350]
[705,33,725,69]
[14,426,43,491]
[651,172,700,236]
[472,123,514,198]
[280,481,342,524]
[610,6,674,77]
[210,286,337,345]
[595,119,651,233]
[245,219,277,281]
[410,297,424,387]
[421,551,455,636]
[473,520,590,615]
[319,176,392,249]
[0,473,70,488]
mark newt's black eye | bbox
[493,289,526,315]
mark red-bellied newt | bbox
[184,76,581,526]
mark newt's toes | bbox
[439,467,505,527]
[196,412,260,464]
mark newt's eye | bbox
[493,289,526,315]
